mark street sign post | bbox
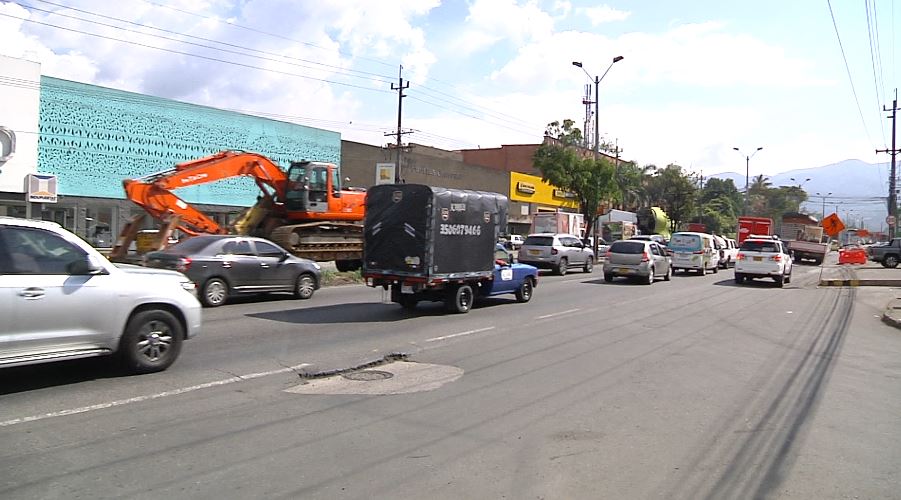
[822,213,845,238]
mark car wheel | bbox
[294,273,316,300]
[604,273,614,283]
[774,275,784,288]
[712,263,718,274]
[583,257,594,273]
[644,268,654,285]
[885,255,899,268]
[663,266,672,281]
[735,273,744,284]
[201,278,228,307]
[785,270,792,284]
[118,309,183,374]
[556,258,568,276]
[515,278,533,303]
[445,284,474,313]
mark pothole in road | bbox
[285,361,464,395]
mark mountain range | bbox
[708,159,893,231]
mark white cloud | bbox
[453,0,556,55]
[579,5,631,25]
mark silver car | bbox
[518,233,595,275]
[0,217,202,373]
[603,240,672,284]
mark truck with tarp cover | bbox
[363,184,539,313]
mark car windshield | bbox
[610,241,645,254]
[523,236,553,246]
[669,234,701,251]
[741,240,779,253]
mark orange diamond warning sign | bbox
[822,213,845,237]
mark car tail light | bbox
[693,250,704,254]
[176,257,192,272]
[605,250,612,258]
[641,251,650,262]
[736,252,745,260]
[551,248,558,255]
[771,254,782,261]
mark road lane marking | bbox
[425,327,495,343]
[536,308,580,319]
[0,363,310,428]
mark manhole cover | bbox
[342,370,394,381]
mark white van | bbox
[667,232,721,274]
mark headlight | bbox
[312,262,321,270]
[180,280,197,293]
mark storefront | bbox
[508,172,580,234]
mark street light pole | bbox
[733,146,763,215]
[815,191,832,223]
[573,56,623,158]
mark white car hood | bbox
[116,263,188,279]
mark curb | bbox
[881,311,901,329]
[818,279,901,287]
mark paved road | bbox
[2,260,900,499]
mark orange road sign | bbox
[822,213,845,237]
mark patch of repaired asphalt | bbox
[285,361,464,395]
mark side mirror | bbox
[68,256,104,275]
[279,252,290,261]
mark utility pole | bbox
[389,65,411,183]
[877,89,899,237]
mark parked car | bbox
[518,233,595,275]
[667,232,721,274]
[0,217,201,373]
[507,234,525,249]
[720,237,739,268]
[603,240,672,284]
[144,235,321,307]
[868,237,901,267]
[734,235,793,287]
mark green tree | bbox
[698,178,741,235]
[646,164,698,233]
[533,121,618,241]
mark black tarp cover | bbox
[364,184,508,277]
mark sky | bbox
[0,0,899,179]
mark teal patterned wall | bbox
[37,77,340,206]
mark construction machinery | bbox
[115,150,366,270]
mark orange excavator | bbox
[116,150,367,271]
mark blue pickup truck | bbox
[362,184,539,313]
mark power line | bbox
[0,12,393,95]
[16,1,396,86]
[865,0,887,142]
[827,0,875,146]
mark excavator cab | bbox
[285,161,338,213]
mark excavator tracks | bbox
[269,222,363,270]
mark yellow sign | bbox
[822,213,845,237]
[508,172,579,209]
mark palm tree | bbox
[749,174,771,195]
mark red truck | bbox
[737,216,773,244]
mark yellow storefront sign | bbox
[509,172,579,209]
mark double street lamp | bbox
[815,191,833,223]
[572,56,624,158]
[733,146,764,215]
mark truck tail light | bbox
[176,257,192,272]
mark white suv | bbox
[0,217,202,373]
[734,236,793,287]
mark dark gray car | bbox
[145,235,321,307]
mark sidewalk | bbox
[809,253,901,330]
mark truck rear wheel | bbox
[884,255,899,268]
[398,294,418,310]
[445,284,474,313]
[335,260,361,272]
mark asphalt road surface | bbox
[2,260,900,499]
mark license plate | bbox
[618,268,631,273]
[401,285,414,294]
[754,256,762,262]
[529,249,541,256]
